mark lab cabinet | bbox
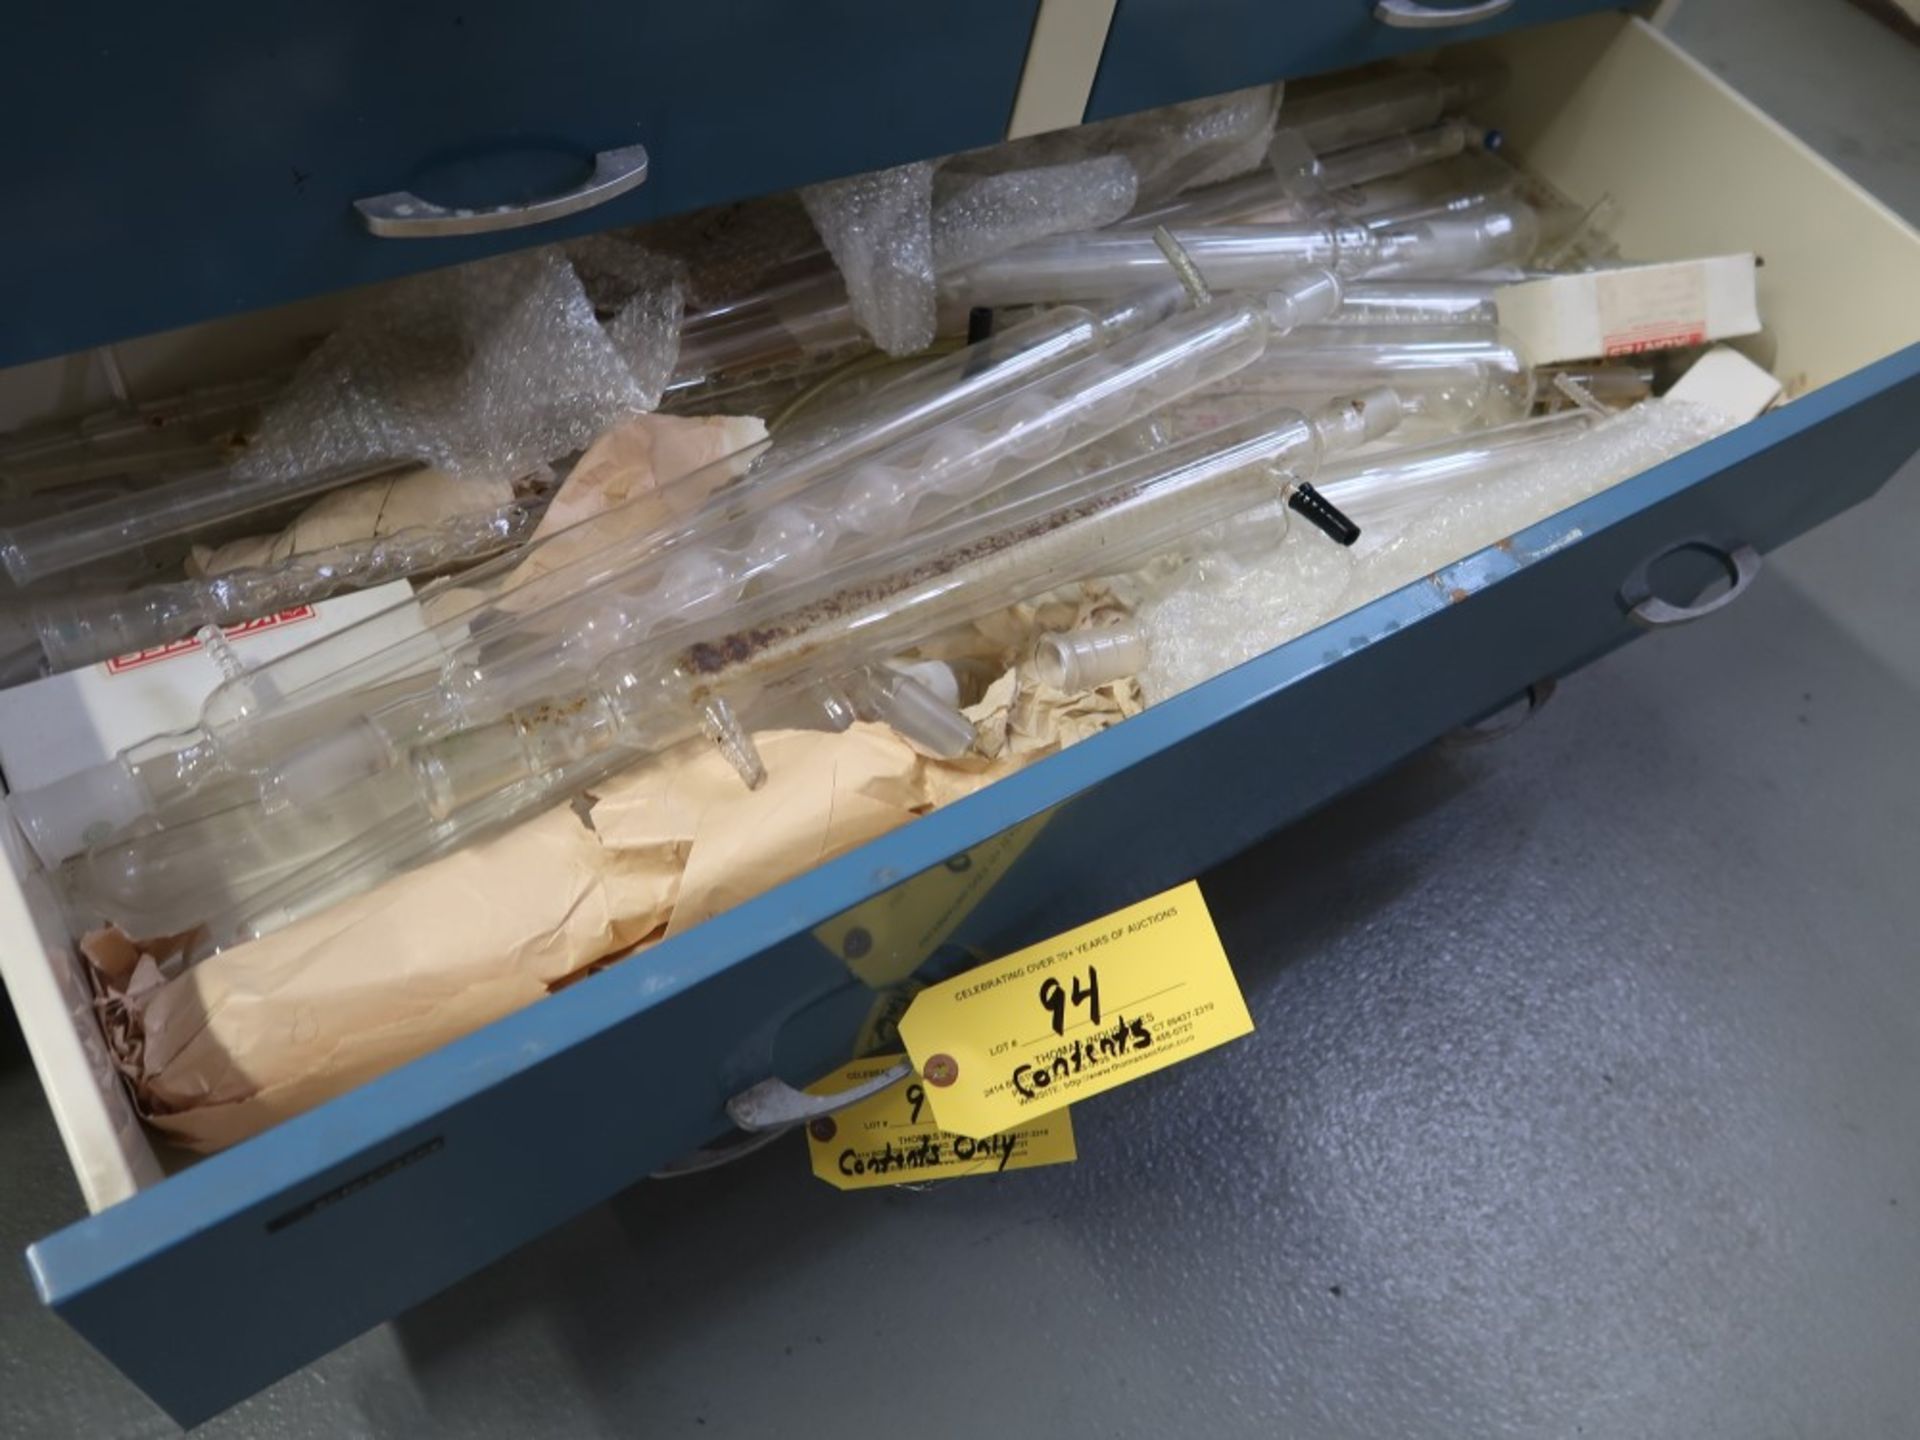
[1087,0,1622,119]
[4,8,1918,1426]
[0,1,1042,368]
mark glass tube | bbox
[1325,281,1500,326]
[668,269,866,390]
[0,372,289,494]
[1309,118,1481,195]
[11,291,1272,866]
[1216,322,1534,430]
[28,495,550,676]
[756,288,1178,467]
[1279,65,1503,155]
[0,457,421,587]
[56,764,424,940]
[1538,364,1656,411]
[1363,200,1539,279]
[1034,621,1150,691]
[946,221,1382,307]
[1317,409,1595,530]
[1128,118,1488,229]
[944,199,1538,307]
[1345,151,1522,229]
[11,301,1159,862]
[277,297,1276,798]
[170,391,1403,947]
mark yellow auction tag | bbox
[805,1057,1076,1190]
[897,881,1252,1138]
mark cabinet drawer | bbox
[11,13,1920,1427]
[0,1,1039,369]
[1086,0,1623,121]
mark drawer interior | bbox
[1468,14,1920,394]
[4,11,1917,1218]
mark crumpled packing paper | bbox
[85,640,1141,1153]
[423,411,766,622]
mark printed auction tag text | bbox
[897,882,1252,1138]
[805,1057,1075,1190]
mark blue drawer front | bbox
[1086,0,1622,120]
[27,342,1920,1427]
[0,1,1038,369]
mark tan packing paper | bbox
[418,412,767,629]
[91,693,1122,1152]
[106,725,935,1150]
[503,411,767,588]
[920,665,1143,809]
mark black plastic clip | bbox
[1288,481,1361,547]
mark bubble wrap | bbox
[565,234,688,408]
[240,249,646,487]
[798,85,1277,354]
[962,83,1281,208]
[930,155,1139,274]
[801,161,938,356]
[1125,83,1284,201]
[1139,399,1734,700]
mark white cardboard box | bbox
[1496,254,1762,363]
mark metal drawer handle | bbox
[1443,677,1557,747]
[1374,0,1515,27]
[725,1059,913,1133]
[1623,540,1762,627]
[652,1058,915,1179]
[353,143,650,239]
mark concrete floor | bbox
[4,1,1918,1435]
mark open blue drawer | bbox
[0,0,1041,369]
[11,12,1920,1428]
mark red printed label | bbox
[104,606,318,675]
[1602,323,1707,358]
[1596,264,1709,358]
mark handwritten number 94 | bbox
[1039,966,1101,1036]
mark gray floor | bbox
[5,2,1919,1436]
